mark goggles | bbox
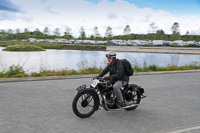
[106,54,116,58]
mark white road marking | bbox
[166,125,200,133]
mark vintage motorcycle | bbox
[72,77,146,118]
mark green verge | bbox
[0,64,200,78]
[133,64,200,72]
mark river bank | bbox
[1,69,200,83]
[107,46,200,54]
[1,40,200,54]
[0,41,106,51]
[1,62,200,79]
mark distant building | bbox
[133,40,149,45]
[29,38,37,42]
[163,41,172,46]
[55,39,68,43]
[173,40,183,46]
[96,41,107,44]
[75,40,83,44]
[186,41,197,45]
[109,40,123,45]
[152,40,164,45]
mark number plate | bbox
[91,79,99,88]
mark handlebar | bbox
[95,78,112,88]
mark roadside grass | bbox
[0,65,29,78]
[0,64,200,78]
[133,63,200,72]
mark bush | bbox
[167,65,177,71]
[5,65,26,77]
[133,66,144,72]
[13,73,27,78]
[31,72,42,77]
[68,70,79,75]
[80,67,102,74]
[148,64,158,71]
[57,71,68,76]
[177,66,190,70]
[0,72,6,78]
[46,71,57,76]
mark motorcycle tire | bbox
[72,90,98,118]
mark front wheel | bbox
[72,90,98,118]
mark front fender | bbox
[76,84,87,93]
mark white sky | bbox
[0,0,200,37]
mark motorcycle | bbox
[72,77,146,118]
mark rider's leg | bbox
[113,81,125,107]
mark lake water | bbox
[1,47,200,73]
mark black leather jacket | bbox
[98,59,129,83]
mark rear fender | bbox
[128,84,145,96]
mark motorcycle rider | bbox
[96,51,129,108]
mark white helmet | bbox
[106,51,116,58]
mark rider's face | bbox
[108,57,113,65]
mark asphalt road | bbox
[0,72,200,133]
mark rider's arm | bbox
[97,65,109,78]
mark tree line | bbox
[0,22,200,41]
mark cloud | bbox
[0,11,15,21]
[85,0,116,4]
[107,13,118,19]
[40,0,48,3]
[44,6,60,14]
[85,0,126,4]
[84,0,100,4]
[0,0,21,12]
[0,0,200,37]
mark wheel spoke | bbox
[76,92,95,115]
[87,95,93,103]
[81,95,84,101]
[87,105,94,108]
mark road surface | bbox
[0,72,200,133]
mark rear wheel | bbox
[124,89,141,111]
[72,90,98,118]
